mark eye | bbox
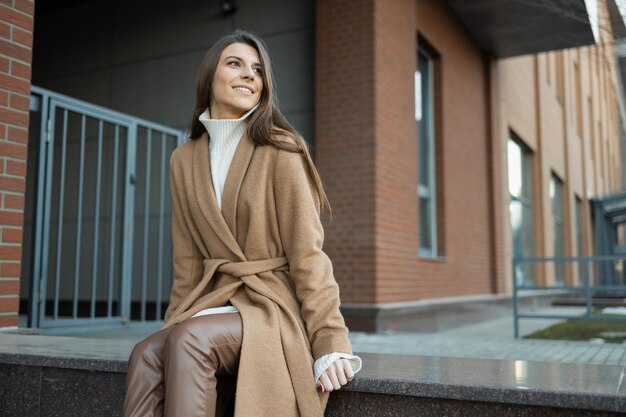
[253,67,263,74]
[227,61,240,67]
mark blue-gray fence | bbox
[28,86,185,332]
[513,255,626,338]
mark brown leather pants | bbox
[123,313,243,417]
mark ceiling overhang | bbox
[591,189,626,224]
[447,0,596,58]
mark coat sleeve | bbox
[164,148,204,323]
[273,148,353,359]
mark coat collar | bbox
[192,131,255,260]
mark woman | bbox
[123,29,361,417]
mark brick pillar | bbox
[316,0,378,307]
[372,0,419,304]
[316,0,417,329]
[0,0,34,328]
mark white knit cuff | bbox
[313,352,362,383]
[190,305,239,318]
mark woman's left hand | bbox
[317,358,354,392]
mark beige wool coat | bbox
[162,131,353,417]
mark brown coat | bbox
[163,132,353,417]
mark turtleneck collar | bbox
[198,105,258,154]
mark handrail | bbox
[512,255,626,338]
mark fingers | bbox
[334,362,348,386]
[319,373,333,392]
[342,359,354,381]
[319,359,354,392]
[327,364,341,390]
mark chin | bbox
[239,102,258,113]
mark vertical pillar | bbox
[316,0,418,330]
[0,0,35,328]
[316,0,378,312]
[486,56,507,293]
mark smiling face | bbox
[209,42,264,119]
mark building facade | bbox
[0,0,623,332]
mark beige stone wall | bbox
[498,1,623,290]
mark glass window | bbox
[575,196,583,257]
[550,174,565,285]
[417,46,437,257]
[508,135,535,285]
[575,196,585,283]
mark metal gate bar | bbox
[90,120,104,319]
[157,132,167,320]
[133,125,179,323]
[53,110,68,320]
[73,114,86,320]
[29,86,184,331]
[140,129,152,322]
[107,125,120,318]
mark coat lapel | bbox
[192,133,245,260]
[221,131,255,242]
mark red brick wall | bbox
[316,0,377,303]
[317,0,498,305]
[373,0,419,303]
[412,0,493,299]
[0,0,34,327]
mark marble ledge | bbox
[0,334,624,413]
[0,333,132,372]
[345,352,626,413]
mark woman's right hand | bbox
[317,358,354,392]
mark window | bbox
[508,134,534,285]
[575,196,584,257]
[417,45,437,257]
[550,174,565,285]
[575,196,585,283]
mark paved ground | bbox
[349,320,626,366]
[22,309,626,367]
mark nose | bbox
[241,65,255,79]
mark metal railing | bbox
[28,86,185,332]
[513,254,626,338]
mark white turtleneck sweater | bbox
[191,107,362,385]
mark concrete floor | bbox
[20,306,576,341]
[13,307,626,367]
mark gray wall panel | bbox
[284,111,314,146]
[266,29,314,113]
[30,0,314,308]
[110,0,231,65]
[235,0,315,35]
[33,1,114,80]
[33,0,314,136]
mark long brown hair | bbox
[188,29,330,215]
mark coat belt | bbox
[163,256,289,328]
[210,256,289,277]
[163,254,325,416]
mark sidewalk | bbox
[348,314,626,366]
[24,311,626,367]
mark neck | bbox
[198,106,257,153]
[208,103,259,121]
